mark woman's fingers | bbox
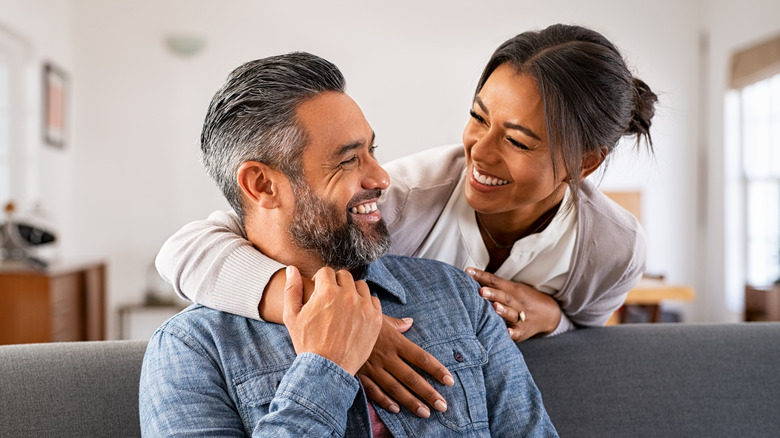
[480,286,518,309]
[358,372,400,414]
[361,319,452,417]
[466,267,510,289]
[467,267,562,340]
[399,337,454,388]
[360,359,441,418]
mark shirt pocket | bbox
[233,365,289,421]
[423,336,489,432]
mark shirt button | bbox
[453,352,464,362]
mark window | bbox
[740,74,780,286]
[0,26,31,212]
[727,32,780,296]
[0,49,11,205]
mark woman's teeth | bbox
[350,202,378,214]
[473,168,509,186]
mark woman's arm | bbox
[155,210,285,320]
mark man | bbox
[139,52,557,437]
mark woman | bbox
[157,23,657,415]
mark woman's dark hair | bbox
[475,24,658,210]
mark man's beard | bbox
[288,182,391,271]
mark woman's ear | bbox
[237,161,284,209]
[579,147,608,181]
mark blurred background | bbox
[1,0,779,339]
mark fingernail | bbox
[495,303,504,312]
[402,317,414,325]
[480,288,492,299]
[443,374,454,386]
[388,404,400,414]
[434,399,448,412]
[416,406,431,418]
[465,267,476,276]
[285,266,293,279]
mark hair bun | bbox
[627,78,658,142]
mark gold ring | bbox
[518,311,526,322]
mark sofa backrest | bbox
[519,322,780,437]
[1,324,779,437]
[0,340,147,438]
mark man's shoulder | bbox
[374,255,479,302]
[379,254,469,278]
[153,304,274,347]
[148,304,292,369]
[160,304,236,327]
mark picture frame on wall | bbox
[42,62,67,147]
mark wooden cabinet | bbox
[0,261,105,345]
[745,284,780,321]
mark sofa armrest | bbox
[0,340,148,437]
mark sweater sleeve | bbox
[547,312,575,337]
[155,210,285,320]
[556,183,647,328]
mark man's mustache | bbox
[347,189,383,210]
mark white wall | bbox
[0,0,75,249]
[4,0,776,337]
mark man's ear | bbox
[237,161,285,209]
[579,147,608,181]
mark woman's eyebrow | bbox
[474,96,541,141]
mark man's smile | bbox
[349,201,378,214]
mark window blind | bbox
[731,33,780,89]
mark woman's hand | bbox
[466,268,562,341]
[357,315,454,418]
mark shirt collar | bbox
[360,258,408,304]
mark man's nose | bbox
[362,157,390,190]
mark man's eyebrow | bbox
[332,131,376,159]
[474,96,541,141]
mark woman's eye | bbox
[507,137,529,150]
[369,145,378,156]
[469,109,486,124]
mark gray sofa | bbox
[1,323,779,437]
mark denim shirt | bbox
[139,255,558,437]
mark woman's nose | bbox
[469,133,498,164]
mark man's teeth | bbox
[350,202,378,214]
[473,168,509,186]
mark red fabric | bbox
[367,402,393,437]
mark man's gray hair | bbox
[200,52,346,222]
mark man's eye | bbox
[340,156,358,167]
[369,145,379,155]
